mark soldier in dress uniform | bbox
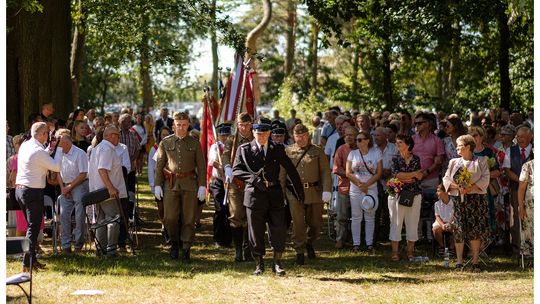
[208,123,233,247]
[233,118,304,276]
[222,112,255,262]
[282,124,332,265]
[154,112,206,262]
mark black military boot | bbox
[182,248,191,262]
[272,252,286,276]
[169,242,179,260]
[243,228,253,261]
[232,227,244,262]
[253,255,264,276]
[295,253,305,265]
[307,244,316,259]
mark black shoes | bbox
[272,252,286,276]
[182,248,191,262]
[169,243,179,260]
[296,253,305,265]
[307,244,316,259]
[253,255,265,276]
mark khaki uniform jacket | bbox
[282,143,332,204]
[222,133,254,167]
[155,134,205,191]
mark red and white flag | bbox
[200,94,219,191]
[219,54,255,123]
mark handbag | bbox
[398,189,415,207]
[81,188,111,206]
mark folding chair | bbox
[6,237,33,304]
[81,188,136,255]
[43,195,60,254]
[326,174,339,241]
[418,189,437,243]
[464,237,493,267]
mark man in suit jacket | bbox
[154,107,174,140]
[233,118,304,276]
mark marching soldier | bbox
[222,112,254,262]
[154,112,206,262]
[283,124,332,265]
[233,118,304,276]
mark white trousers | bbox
[388,194,422,242]
[350,188,378,246]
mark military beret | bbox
[293,124,309,135]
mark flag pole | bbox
[222,55,253,206]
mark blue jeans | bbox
[59,180,89,249]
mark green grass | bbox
[6,169,533,303]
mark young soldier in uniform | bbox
[222,112,255,262]
[233,118,304,276]
[154,112,206,262]
[283,124,332,265]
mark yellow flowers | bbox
[386,178,403,197]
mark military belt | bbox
[303,182,319,188]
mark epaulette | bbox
[239,142,251,149]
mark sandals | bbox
[455,263,464,271]
[391,252,400,261]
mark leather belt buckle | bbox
[303,183,309,188]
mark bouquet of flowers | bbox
[386,178,403,197]
[455,165,472,202]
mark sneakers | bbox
[352,245,361,253]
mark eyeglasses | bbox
[414,121,426,126]
[356,138,367,142]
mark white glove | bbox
[322,191,332,203]
[197,186,206,201]
[154,186,163,200]
[224,166,233,183]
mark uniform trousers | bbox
[163,186,197,249]
[245,186,287,256]
[15,187,43,267]
[210,178,232,246]
[350,188,379,246]
[228,188,247,228]
[287,194,324,253]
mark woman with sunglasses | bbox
[388,134,424,261]
[346,130,382,252]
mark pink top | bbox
[333,144,354,194]
[412,133,445,180]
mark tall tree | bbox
[284,0,297,76]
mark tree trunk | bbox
[284,0,296,76]
[7,0,71,134]
[70,0,86,109]
[309,19,319,94]
[210,0,219,99]
[245,0,272,106]
[382,41,393,110]
[497,0,511,111]
[139,18,154,111]
[351,43,360,107]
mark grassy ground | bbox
[6,170,533,303]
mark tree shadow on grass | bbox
[317,274,424,285]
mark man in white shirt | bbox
[55,129,89,253]
[15,122,62,271]
[88,125,127,256]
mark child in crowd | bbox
[432,184,455,255]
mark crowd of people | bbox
[5,102,534,276]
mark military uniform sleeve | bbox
[195,140,206,187]
[277,145,304,199]
[232,145,253,183]
[221,136,234,167]
[154,140,167,186]
[318,148,332,192]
